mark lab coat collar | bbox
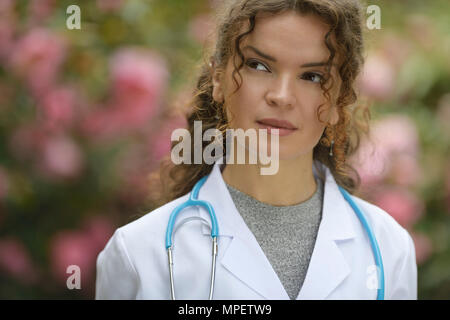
[196,158,357,299]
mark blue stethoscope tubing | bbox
[339,185,385,300]
[165,175,385,300]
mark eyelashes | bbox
[245,59,270,72]
[244,59,324,84]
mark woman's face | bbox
[212,11,341,161]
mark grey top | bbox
[224,177,324,300]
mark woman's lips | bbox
[256,121,298,136]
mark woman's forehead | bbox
[238,11,336,65]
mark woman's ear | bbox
[211,65,225,103]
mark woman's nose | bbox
[265,75,297,108]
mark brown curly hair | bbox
[149,0,371,207]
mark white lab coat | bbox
[95,158,418,300]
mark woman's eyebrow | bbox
[243,45,277,62]
[242,45,334,68]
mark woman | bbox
[96,0,417,300]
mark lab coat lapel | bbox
[196,158,356,300]
[197,158,289,299]
[296,163,356,299]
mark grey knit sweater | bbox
[224,177,324,300]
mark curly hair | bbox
[149,0,371,207]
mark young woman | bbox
[96,0,417,300]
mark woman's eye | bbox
[245,59,269,72]
[302,72,323,84]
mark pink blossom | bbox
[0,238,38,284]
[50,230,95,285]
[356,53,395,101]
[39,86,77,132]
[348,136,390,187]
[411,231,433,265]
[38,135,84,180]
[8,28,67,98]
[373,115,419,156]
[372,187,424,229]
[50,216,115,287]
[110,48,168,112]
[188,14,215,44]
[350,114,419,188]
[82,48,168,140]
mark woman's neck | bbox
[221,154,318,206]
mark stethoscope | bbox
[165,175,385,300]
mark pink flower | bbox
[350,114,419,188]
[372,115,419,157]
[50,230,95,286]
[82,48,169,140]
[8,28,67,98]
[348,136,390,187]
[372,187,424,229]
[0,238,38,284]
[411,231,433,265]
[38,86,77,132]
[110,48,168,113]
[50,216,115,288]
[38,134,84,180]
[357,53,395,101]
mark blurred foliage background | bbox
[0,0,448,299]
